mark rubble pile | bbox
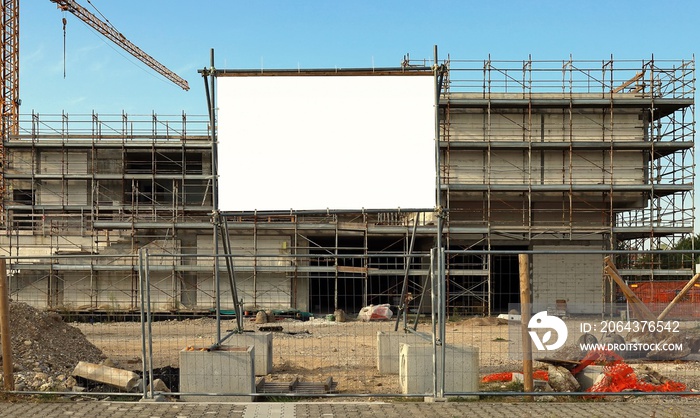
[0,302,105,391]
[588,361,686,393]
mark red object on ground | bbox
[481,372,513,383]
[481,370,549,383]
[570,348,624,375]
[571,348,686,393]
[586,356,687,393]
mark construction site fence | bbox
[2,248,700,400]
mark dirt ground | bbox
[72,315,700,395]
[8,300,699,396]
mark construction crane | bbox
[51,0,190,91]
[0,0,189,219]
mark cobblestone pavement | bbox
[0,400,697,418]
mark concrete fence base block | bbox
[376,331,431,374]
[399,343,479,395]
[179,345,255,402]
[225,333,273,376]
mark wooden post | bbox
[658,273,700,320]
[0,258,15,390]
[519,253,533,399]
[603,257,656,321]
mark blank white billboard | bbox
[217,73,436,211]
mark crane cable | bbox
[86,0,118,32]
[62,14,67,79]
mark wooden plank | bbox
[604,256,623,278]
[603,257,656,321]
[604,265,655,321]
[336,222,367,231]
[613,72,644,94]
[657,273,700,320]
[337,265,368,274]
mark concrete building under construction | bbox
[1,57,694,316]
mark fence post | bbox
[429,248,438,398]
[138,249,148,399]
[138,249,154,399]
[0,258,15,391]
[519,253,533,398]
[438,247,446,398]
[429,247,447,399]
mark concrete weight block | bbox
[225,333,273,375]
[179,345,255,402]
[377,331,431,374]
[399,343,479,395]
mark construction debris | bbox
[146,378,171,393]
[547,365,580,392]
[258,325,284,332]
[357,304,393,322]
[2,302,105,391]
[255,311,268,324]
[72,361,140,392]
[334,309,347,323]
[617,326,700,361]
[587,361,686,393]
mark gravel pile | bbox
[0,301,105,391]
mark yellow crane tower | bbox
[0,0,189,218]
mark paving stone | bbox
[0,400,698,418]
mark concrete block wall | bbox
[532,245,603,314]
[448,108,641,142]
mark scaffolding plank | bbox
[337,222,367,231]
[337,266,368,274]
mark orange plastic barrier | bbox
[587,362,686,393]
[481,370,549,383]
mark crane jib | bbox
[50,0,190,90]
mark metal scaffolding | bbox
[438,57,695,314]
[0,57,694,317]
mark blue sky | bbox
[21,0,698,115]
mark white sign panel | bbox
[217,73,435,211]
